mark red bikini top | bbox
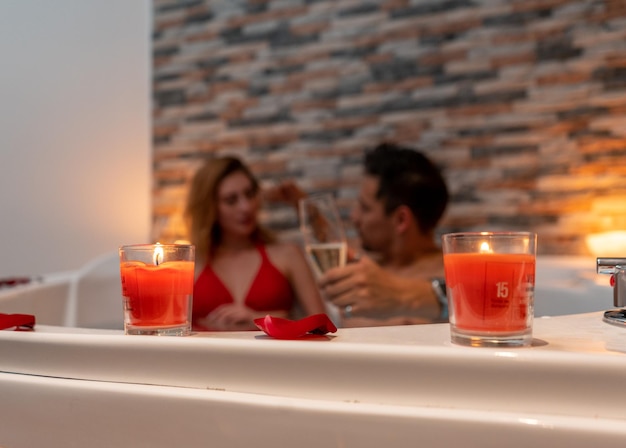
[192,244,295,324]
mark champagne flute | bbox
[299,194,348,276]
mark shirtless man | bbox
[270,142,450,326]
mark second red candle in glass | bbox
[442,232,537,348]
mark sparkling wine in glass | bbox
[299,194,348,276]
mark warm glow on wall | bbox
[586,231,626,257]
[586,196,626,256]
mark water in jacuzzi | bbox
[0,254,615,328]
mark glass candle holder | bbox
[119,243,194,336]
[442,232,536,347]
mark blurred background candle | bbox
[442,232,536,348]
[119,244,194,336]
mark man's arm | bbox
[318,255,443,323]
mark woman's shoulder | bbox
[263,241,301,259]
[265,241,300,254]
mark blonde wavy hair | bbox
[184,156,275,264]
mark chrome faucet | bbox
[596,258,626,326]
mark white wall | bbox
[0,1,151,276]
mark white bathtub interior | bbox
[0,251,123,329]
[534,255,613,316]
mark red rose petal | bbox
[254,314,337,339]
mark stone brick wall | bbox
[152,0,626,255]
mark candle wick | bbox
[153,243,164,266]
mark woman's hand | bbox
[200,303,258,331]
[198,304,291,331]
[263,180,306,208]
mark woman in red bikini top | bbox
[185,156,326,331]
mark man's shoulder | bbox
[400,252,444,278]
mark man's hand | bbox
[318,255,440,322]
[319,255,406,319]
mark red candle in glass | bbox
[442,232,536,347]
[120,260,194,327]
[119,244,194,336]
[444,252,535,332]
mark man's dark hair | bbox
[364,142,449,233]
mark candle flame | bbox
[153,243,164,266]
[479,241,492,253]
